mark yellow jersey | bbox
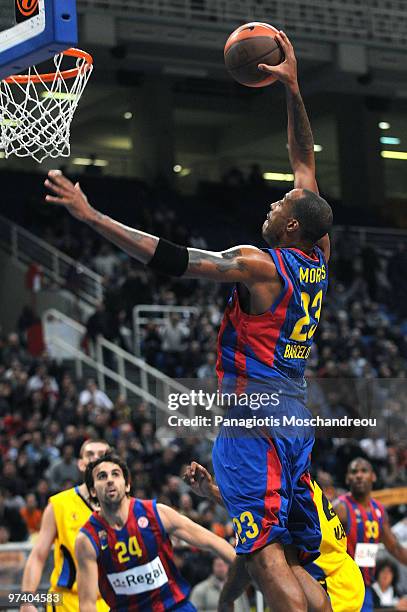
[310,479,348,577]
[48,486,108,612]
[306,480,365,612]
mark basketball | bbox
[224,22,284,88]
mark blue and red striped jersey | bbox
[81,498,191,611]
[339,493,385,586]
[216,246,328,390]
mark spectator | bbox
[92,244,120,278]
[197,353,217,379]
[2,333,29,367]
[43,435,61,464]
[371,559,407,609]
[151,447,183,491]
[20,492,43,535]
[190,557,250,612]
[47,445,81,492]
[0,488,27,542]
[0,460,27,498]
[179,493,200,522]
[25,431,47,465]
[27,364,58,396]
[161,313,189,376]
[120,268,152,316]
[85,302,110,345]
[17,306,39,343]
[0,524,10,544]
[161,313,189,352]
[35,479,50,510]
[79,378,113,411]
[142,322,162,367]
[25,263,44,308]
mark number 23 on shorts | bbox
[232,511,260,544]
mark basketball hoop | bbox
[0,48,93,163]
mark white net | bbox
[0,49,93,163]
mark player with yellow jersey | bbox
[184,462,364,612]
[20,439,110,612]
[304,477,364,612]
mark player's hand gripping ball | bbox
[224,22,284,87]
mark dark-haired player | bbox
[76,453,235,611]
[20,439,110,612]
[45,31,332,611]
[335,458,407,612]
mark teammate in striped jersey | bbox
[335,458,407,612]
[76,453,235,612]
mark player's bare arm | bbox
[183,462,224,506]
[184,246,277,285]
[75,532,99,612]
[259,31,314,188]
[381,514,407,564]
[20,504,58,612]
[332,501,348,532]
[259,31,330,262]
[45,171,158,264]
[157,503,235,564]
[45,170,278,287]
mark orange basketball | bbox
[224,22,284,88]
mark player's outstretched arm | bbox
[259,31,316,193]
[45,170,158,265]
[381,514,407,564]
[75,533,99,612]
[258,32,330,262]
[45,171,277,283]
[20,504,57,612]
[157,503,236,564]
[183,462,224,505]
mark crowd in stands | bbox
[1,174,407,601]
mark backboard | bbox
[0,0,77,80]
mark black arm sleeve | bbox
[147,238,189,277]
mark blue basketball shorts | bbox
[361,586,373,612]
[212,388,321,559]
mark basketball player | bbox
[76,453,236,611]
[184,461,364,612]
[335,458,407,612]
[20,440,110,612]
[45,31,332,611]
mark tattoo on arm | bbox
[287,89,314,166]
[187,248,247,274]
[87,211,158,264]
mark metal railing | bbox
[0,542,52,611]
[0,215,104,307]
[77,0,407,49]
[42,308,194,416]
[133,305,200,357]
